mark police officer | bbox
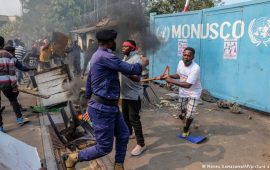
[63,29,148,170]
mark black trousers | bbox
[40,61,51,70]
[27,71,38,88]
[122,98,145,147]
[30,75,38,88]
[0,88,22,126]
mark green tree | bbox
[0,22,16,39]
[17,0,51,40]
[147,0,224,14]
[44,0,81,33]
[14,0,83,41]
[75,0,95,14]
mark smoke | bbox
[63,1,160,102]
[102,1,161,54]
[62,76,86,103]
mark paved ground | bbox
[2,84,270,170]
[109,85,270,170]
[1,90,45,164]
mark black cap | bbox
[4,46,15,52]
[96,29,117,42]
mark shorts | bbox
[179,97,198,119]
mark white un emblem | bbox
[248,17,270,46]
[156,26,170,43]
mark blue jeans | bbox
[16,70,24,84]
[78,106,129,163]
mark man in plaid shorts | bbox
[162,47,202,137]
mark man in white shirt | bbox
[161,47,202,137]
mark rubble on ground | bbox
[153,85,243,115]
[164,93,179,101]
[158,93,179,110]
[201,89,218,103]
[217,100,241,114]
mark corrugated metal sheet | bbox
[71,18,117,33]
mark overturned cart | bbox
[34,65,98,169]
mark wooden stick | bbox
[141,66,171,82]
[18,88,51,99]
[141,77,158,82]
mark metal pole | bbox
[106,0,108,15]
[183,0,190,12]
[94,0,96,22]
[97,0,99,21]
[19,0,23,15]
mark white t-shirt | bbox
[176,60,202,99]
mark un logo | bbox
[156,26,170,43]
[248,17,270,46]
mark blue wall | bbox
[150,0,270,112]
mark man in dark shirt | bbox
[23,46,39,90]
[63,30,148,170]
[70,40,81,76]
[81,39,98,77]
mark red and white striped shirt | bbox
[0,49,17,89]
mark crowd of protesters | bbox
[0,35,99,133]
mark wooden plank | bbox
[35,66,72,107]
[18,88,51,99]
[38,78,69,95]
[35,67,70,84]
[40,91,71,107]
[36,74,68,84]
[35,66,63,75]
[35,68,62,79]
[39,85,67,96]
[39,112,58,170]
[37,78,65,89]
